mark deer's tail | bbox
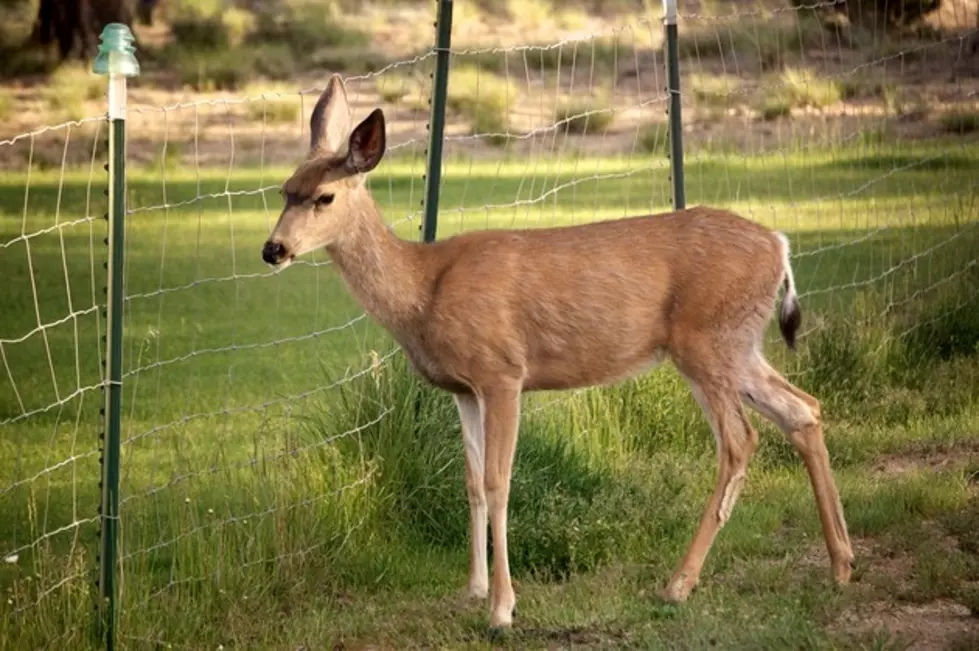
[775,232,801,350]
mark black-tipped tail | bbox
[778,277,802,350]
[775,232,801,351]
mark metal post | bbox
[663,0,686,210]
[421,0,453,243]
[92,23,139,651]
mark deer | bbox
[260,74,854,634]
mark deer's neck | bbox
[325,202,427,334]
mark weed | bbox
[941,112,979,135]
[780,67,842,108]
[0,0,35,48]
[0,44,57,77]
[678,17,821,69]
[877,38,928,64]
[856,127,889,148]
[883,85,904,115]
[176,49,255,91]
[688,73,740,108]
[897,96,931,121]
[445,66,516,136]
[170,16,230,51]
[251,44,299,80]
[163,0,225,22]
[45,63,104,121]
[143,141,185,173]
[470,103,510,147]
[0,92,12,121]
[244,93,301,125]
[638,122,668,154]
[961,584,979,618]
[507,0,551,26]
[947,633,979,651]
[375,74,418,104]
[555,98,614,135]
[840,74,894,100]
[250,1,369,55]
[221,7,258,48]
[161,0,376,82]
[758,93,793,121]
[556,7,591,31]
[466,37,635,77]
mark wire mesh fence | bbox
[1,0,978,647]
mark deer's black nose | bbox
[262,240,286,265]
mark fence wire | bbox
[1,0,978,645]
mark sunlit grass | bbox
[1,141,978,648]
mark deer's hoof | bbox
[833,557,854,585]
[487,625,512,642]
[663,572,696,603]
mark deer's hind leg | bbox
[740,355,854,585]
[664,372,760,602]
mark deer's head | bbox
[261,74,387,269]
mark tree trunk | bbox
[31,0,134,61]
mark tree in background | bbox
[791,0,944,31]
[29,0,135,61]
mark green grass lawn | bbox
[1,140,979,649]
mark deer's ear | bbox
[346,109,386,174]
[309,74,351,155]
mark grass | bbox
[1,140,979,648]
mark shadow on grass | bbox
[0,153,977,647]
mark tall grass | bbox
[101,251,979,643]
[1,148,977,646]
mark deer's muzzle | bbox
[261,240,289,266]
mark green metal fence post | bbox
[92,23,139,651]
[663,0,686,210]
[421,0,453,243]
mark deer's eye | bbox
[316,194,335,207]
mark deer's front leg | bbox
[454,393,488,600]
[482,385,521,632]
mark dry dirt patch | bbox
[838,599,977,651]
[827,531,979,649]
[872,439,979,479]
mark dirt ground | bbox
[837,444,979,651]
[1,2,977,171]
